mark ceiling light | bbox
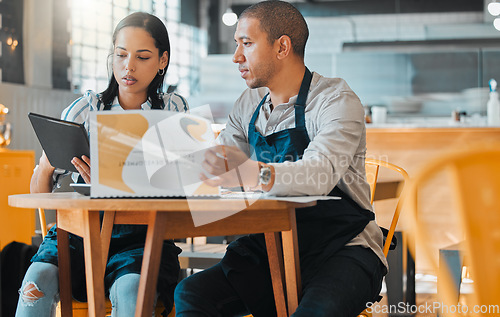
[222,8,238,26]
[489,0,500,16]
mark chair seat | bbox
[55,299,168,317]
[177,242,227,270]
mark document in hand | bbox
[89,109,218,198]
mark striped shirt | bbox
[56,90,189,185]
[61,90,189,132]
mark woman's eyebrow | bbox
[115,47,153,54]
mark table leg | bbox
[281,209,301,315]
[82,210,106,317]
[57,227,73,317]
[438,246,463,307]
[265,232,288,317]
[100,210,115,268]
[385,231,416,317]
[135,211,168,317]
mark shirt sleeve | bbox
[60,90,97,125]
[217,92,253,156]
[268,91,365,196]
[164,93,189,112]
[217,113,251,156]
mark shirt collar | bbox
[262,92,299,109]
[111,96,153,110]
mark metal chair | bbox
[403,143,500,316]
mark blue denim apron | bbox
[220,68,375,315]
[31,99,181,314]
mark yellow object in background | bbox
[0,149,35,249]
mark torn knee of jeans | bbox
[19,282,45,306]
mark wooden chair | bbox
[358,158,410,317]
[365,158,410,256]
[37,208,170,317]
[402,143,500,316]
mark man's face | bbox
[233,17,277,89]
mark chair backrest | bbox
[403,144,500,312]
[365,158,410,257]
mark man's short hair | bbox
[241,0,309,58]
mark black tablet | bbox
[28,112,90,173]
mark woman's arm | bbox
[31,92,95,192]
[30,152,56,193]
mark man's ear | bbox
[160,51,169,69]
[276,35,292,60]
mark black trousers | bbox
[174,245,385,317]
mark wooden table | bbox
[8,192,315,317]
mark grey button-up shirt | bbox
[218,71,388,269]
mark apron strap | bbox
[294,67,312,128]
[296,67,312,107]
[249,93,268,127]
[294,105,306,129]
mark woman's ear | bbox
[160,51,169,69]
[276,35,292,60]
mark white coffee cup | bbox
[371,106,387,124]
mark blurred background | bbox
[2,2,500,313]
[0,0,498,155]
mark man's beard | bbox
[246,62,275,89]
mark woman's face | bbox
[113,26,168,99]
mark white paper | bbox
[89,108,218,198]
[262,195,341,203]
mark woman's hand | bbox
[72,155,91,184]
[200,145,259,188]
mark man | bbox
[174,1,387,316]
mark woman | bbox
[17,12,187,317]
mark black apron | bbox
[220,68,374,315]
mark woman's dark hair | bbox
[100,12,171,109]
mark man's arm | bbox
[204,85,365,196]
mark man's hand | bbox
[72,155,91,184]
[200,145,260,189]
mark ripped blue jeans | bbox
[16,262,147,317]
